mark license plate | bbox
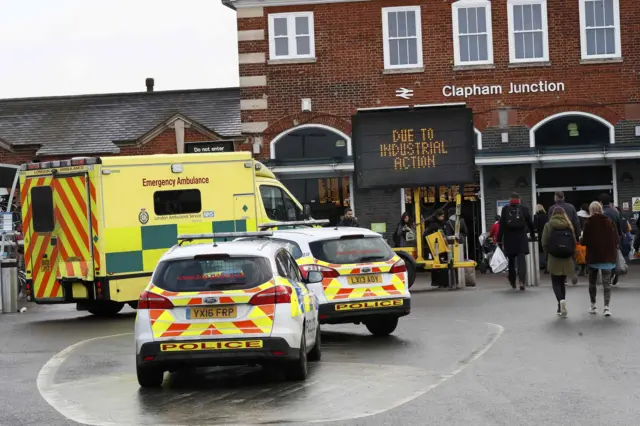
[187,306,237,319]
[347,275,382,285]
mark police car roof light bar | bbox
[258,219,330,229]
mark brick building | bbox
[0,80,244,166]
[226,0,640,256]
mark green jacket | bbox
[542,215,577,276]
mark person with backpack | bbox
[580,201,619,317]
[497,192,537,291]
[542,206,577,317]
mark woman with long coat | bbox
[542,207,576,317]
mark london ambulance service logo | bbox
[139,208,149,225]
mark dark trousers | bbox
[588,267,612,305]
[551,274,566,302]
[508,253,526,285]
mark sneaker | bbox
[604,306,612,317]
[571,276,578,285]
[560,300,568,317]
[556,303,561,316]
[589,305,597,315]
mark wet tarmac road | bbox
[4,270,640,425]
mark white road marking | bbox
[37,322,504,425]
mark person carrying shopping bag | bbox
[580,201,619,317]
[542,207,576,317]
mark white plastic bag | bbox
[490,246,508,273]
[616,249,628,275]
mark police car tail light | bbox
[299,264,339,279]
[138,290,174,309]
[390,259,407,274]
[249,285,292,305]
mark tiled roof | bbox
[0,87,240,156]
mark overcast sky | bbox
[0,0,238,99]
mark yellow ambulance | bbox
[19,152,310,315]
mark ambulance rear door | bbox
[21,175,63,301]
[52,172,95,282]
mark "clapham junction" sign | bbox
[442,80,565,98]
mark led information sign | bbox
[352,106,475,189]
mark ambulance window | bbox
[153,189,201,216]
[260,185,303,221]
[31,186,55,233]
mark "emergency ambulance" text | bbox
[142,176,210,188]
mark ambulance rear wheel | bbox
[284,333,308,381]
[365,316,398,336]
[136,364,164,388]
[406,261,417,289]
[87,301,125,316]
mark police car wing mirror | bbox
[306,271,323,284]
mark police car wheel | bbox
[284,332,308,381]
[307,326,322,362]
[136,364,164,388]
[365,317,399,336]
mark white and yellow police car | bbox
[246,223,411,336]
[134,231,322,388]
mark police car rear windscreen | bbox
[352,106,475,189]
[309,236,394,265]
[153,256,273,291]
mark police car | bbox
[247,222,411,336]
[134,232,322,388]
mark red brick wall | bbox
[1,127,251,166]
[237,0,640,159]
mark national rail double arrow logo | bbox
[396,87,414,100]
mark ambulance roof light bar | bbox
[258,219,330,229]
[176,231,274,246]
[21,157,98,171]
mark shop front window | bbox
[280,177,350,226]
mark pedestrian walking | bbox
[444,207,468,241]
[580,201,619,317]
[489,215,500,242]
[548,191,580,285]
[542,207,576,317]
[577,203,590,276]
[534,204,549,273]
[497,192,537,291]
[393,212,414,247]
[337,208,360,227]
[425,210,449,288]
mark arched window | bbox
[532,113,613,148]
[271,125,350,162]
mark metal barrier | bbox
[0,258,18,313]
[525,237,540,287]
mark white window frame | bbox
[507,0,549,63]
[578,0,621,60]
[381,6,424,70]
[268,12,315,60]
[451,0,494,66]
